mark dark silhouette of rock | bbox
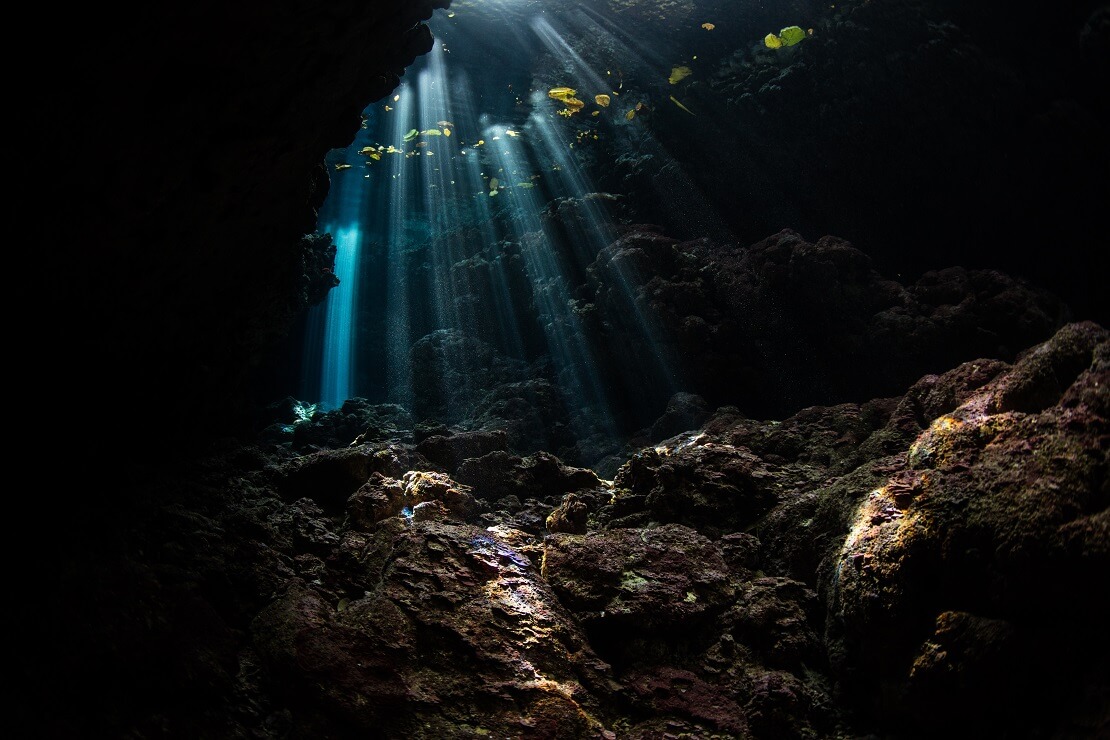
[415,429,509,471]
[20,0,1109,736]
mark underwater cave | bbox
[16,0,1109,738]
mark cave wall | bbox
[17,0,449,458]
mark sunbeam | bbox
[302,0,733,452]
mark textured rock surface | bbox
[27,321,1108,737]
[251,520,618,738]
[18,0,1108,736]
[822,320,1109,736]
[586,226,1070,419]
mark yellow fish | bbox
[669,95,696,116]
[548,87,577,102]
[669,65,693,84]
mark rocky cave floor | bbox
[23,0,1109,736]
[45,317,1108,739]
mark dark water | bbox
[267,0,1109,460]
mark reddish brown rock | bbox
[624,666,747,736]
[278,444,432,512]
[541,524,735,633]
[251,521,619,737]
[346,472,405,528]
[546,493,590,534]
[415,429,509,471]
[401,470,481,522]
[586,226,1069,422]
[823,321,1109,735]
[455,450,602,501]
[605,436,777,536]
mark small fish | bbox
[548,86,577,101]
[669,95,696,116]
[334,163,352,170]
[765,26,806,48]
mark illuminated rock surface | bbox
[20,0,1107,737]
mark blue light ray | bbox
[482,126,618,438]
[302,2,710,440]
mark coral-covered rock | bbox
[278,444,432,512]
[605,435,777,536]
[546,492,590,534]
[410,499,449,522]
[455,450,602,501]
[648,392,712,442]
[587,226,1068,421]
[542,524,735,639]
[292,400,415,450]
[903,610,1026,729]
[623,666,747,736]
[415,428,508,471]
[409,329,532,425]
[346,472,405,529]
[823,321,1109,735]
[251,521,619,737]
[401,470,481,522]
